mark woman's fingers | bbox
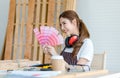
[42,45,53,54]
[42,45,48,53]
[42,45,58,56]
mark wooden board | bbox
[4,0,16,59]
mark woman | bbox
[43,10,94,72]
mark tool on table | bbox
[30,63,52,71]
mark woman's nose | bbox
[61,25,64,30]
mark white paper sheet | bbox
[9,70,62,77]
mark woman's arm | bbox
[43,45,90,72]
[65,58,90,72]
[64,56,90,72]
[65,62,89,72]
[77,58,89,65]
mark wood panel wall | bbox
[2,0,76,64]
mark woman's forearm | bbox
[65,62,90,72]
[64,61,83,72]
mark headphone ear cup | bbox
[69,35,79,45]
[65,35,79,48]
[65,37,72,48]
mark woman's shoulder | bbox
[82,38,94,48]
[83,38,93,43]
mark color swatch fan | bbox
[34,26,64,46]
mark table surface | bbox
[0,60,110,78]
[0,69,110,78]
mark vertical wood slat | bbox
[55,0,61,57]
[47,0,55,26]
[64,0,76,10]
[19,0,26,59]
[39,46,43,63]
[33,0,41,61]
[73,0,76,10]
[38,0,43,62]
[43,0,56,64]
[37,0,43,61]
[37,1,43,62]
[40,0,48,63]
[56,0,61,29]
[25,0,35,60]
[41,0,47,25]
[13,0,21,59]
[4,0,16,60]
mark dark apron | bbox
[61,51,77,65]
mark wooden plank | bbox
[37,0,43,62]
[41,0,47,25]
[55,0,61,55]
[64,0,76,10]
[25,0,35,60]
[39,45,43,63]
[66,0,69,10]
[42,0,56,64]
[13,0,21,59]
[47,0,55,26]
[62,0,67,11]
[18,0,26,59]
[56,0,61,29]
[73,0,76,10]
[40,0,48,63]
[33,0,41,61]
[1,31,6,59]
[66,0,71,10]
[4,0,16,60]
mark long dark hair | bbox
[59,10,90,58]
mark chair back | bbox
[91,52,106,70]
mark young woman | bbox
[43,10,94,72]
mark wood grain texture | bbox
[3,0,76,64]
[4,0,16,59]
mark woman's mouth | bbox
[63,30,67,33]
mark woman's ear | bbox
[72,19,77,26]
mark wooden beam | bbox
[25,0,35,60]
[4,0,16,60]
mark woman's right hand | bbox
[42,45,58,56]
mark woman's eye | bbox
[63,22,66,25]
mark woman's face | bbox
[59,17,79,36]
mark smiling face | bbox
[59,17,79,36]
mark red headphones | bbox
[65,35,79,48]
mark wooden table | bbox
[0,60,109,78]
[53,70,109,78]
[0,59,41,70]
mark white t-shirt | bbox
[64,38,94,66]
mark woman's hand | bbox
[42,45,58,56]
